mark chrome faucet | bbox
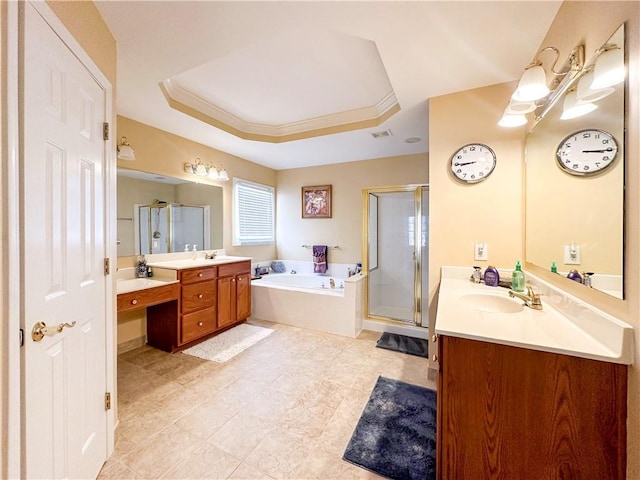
[508,285,543,310]
[470,266,482,283]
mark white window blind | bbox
[233,178,275,245]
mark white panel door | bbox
[23,3,108,479]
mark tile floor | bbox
[98,319,435,479]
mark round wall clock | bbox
[450,143,497,183]
[556,129,619,176]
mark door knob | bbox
[32,320,77,342]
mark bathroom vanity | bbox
[434,267,632,479]
[118,256,252,353]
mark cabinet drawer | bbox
[181,280,216,314]
[180,266,217,284]
[218,261,251,277]
[117,283,180,313]
[181,307,217,344]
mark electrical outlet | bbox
[564,244,581,265]
[474,242,488,261]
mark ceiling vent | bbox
[371,129,393,139]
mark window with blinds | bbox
[233,178,275,245]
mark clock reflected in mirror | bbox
[450,143,497,184]
[556,129,618,176]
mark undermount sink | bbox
[459,292,524,314]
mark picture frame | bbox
[301,185,332,218]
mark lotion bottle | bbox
[511,261,525,292]
[483,265,500,287]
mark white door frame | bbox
[2,2,116,477]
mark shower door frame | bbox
[362,184,428,327]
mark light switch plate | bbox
[564,244,581,265]
[474,242,488,261]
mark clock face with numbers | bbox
[450,143,496,183]
[556,129,618,176]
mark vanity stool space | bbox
[146,258,252,353]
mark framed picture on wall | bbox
[302,185,332,218]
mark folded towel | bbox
[313,245,328,274]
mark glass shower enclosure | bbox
[363,186,429,327]
[135,202,210,254]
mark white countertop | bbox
[147,255,252,270]
[435,266,634,365]
[116,277,179,295]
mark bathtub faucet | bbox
[290,269,297,274]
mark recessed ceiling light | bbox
[404,137,421,144]
[371,129,393,139]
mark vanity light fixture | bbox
[500,44,584,127]
[591,44,624,90]
[117,136,136,161]
[184,158,230,181]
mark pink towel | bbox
[313,245,327,274]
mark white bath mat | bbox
[181,324,274,363]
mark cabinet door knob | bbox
[198,294,203,299]
[198,321,203,327]
[198,273,203,278]
[232,278,235,282]
[131,299,138,305]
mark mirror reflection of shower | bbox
[135,200,210,254]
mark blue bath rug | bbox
[376,332,428,358]
[343,376,437,480]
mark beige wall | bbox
[428,80,526,303]
[275,154,428,265]
[116,116,277,265]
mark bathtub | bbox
[254,273,345,293]
[251,272,365,337]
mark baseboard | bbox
[117,336,146,355]
[363,319,429,339]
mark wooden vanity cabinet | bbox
[147,260,251,353]
[437,335,627,480]
[217,261,251,329]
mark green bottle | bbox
[551,262,558,274]
[511,261,525,292]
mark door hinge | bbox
[104,258,110,276]
[19,329,24,347]
[103,122,109,141]
[105,392,111,411]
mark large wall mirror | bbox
[525,24,625,298]
[117,168,223,257]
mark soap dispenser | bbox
[191,244,198,260]
[511,261,525,292]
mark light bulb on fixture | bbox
[208,168,219,180]
[560,90,597,120]
[590,45,624,90]
[576,69,615,103]
[512,64,550,102]
[498,113,527,128]
[218,169,229,181]
[117,136,136,161]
